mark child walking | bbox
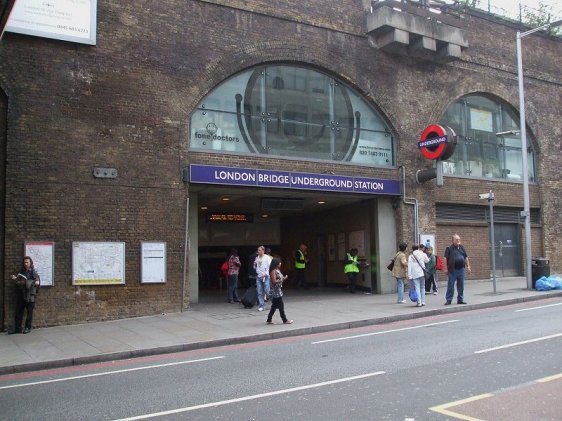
[266,258,293,325]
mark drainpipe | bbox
[399,165,419,243]
[182,194,189,312]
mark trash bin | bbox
[531,257,550,289]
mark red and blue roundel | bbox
[418,124,457,160]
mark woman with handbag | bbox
[407,244,429,307]
[390,242,408,303]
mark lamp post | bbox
[516,19,562,290]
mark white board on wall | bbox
[72,242,125,285]
[6,0,97,45]
[25,241,54,286]
[141,242,166,284]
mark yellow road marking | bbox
[537,372,562,383]
[430,373,562,420]
[429,394,493,421]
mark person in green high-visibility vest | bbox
[294,244,309,290]
[344,248,363,293]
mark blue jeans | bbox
[227,274,239,301]
[256,276,270,309]
[446,268,465,303]
[413,277,425,304]
[396,278,405,302]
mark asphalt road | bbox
[1,298,561,421]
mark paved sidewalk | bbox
[1,277,561,375]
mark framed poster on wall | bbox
[141,242,166,284]
[72,242,125,285]
[24,241,54,286]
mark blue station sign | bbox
[188,164,401,196]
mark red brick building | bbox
[0,0,560,329]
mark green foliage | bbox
[522,2,561,35]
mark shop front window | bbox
[440,95,535,182]
[190,64,394,166]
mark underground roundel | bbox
[418,124,457,160]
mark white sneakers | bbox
[258,307,264,311]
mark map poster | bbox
[72,242,125,285]
[24,241,54,286]
[141,242,166,284]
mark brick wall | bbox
[0,0,560,327]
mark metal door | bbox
[493,223,520,277]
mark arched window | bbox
[190,64,394,166]
[439,94,535,182]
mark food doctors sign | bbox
[418,124,457,160]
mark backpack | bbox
[221,260,229,277]
[435,255,444,271]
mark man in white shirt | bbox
[254,245,272,311]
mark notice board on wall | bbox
[141,242,166,284]
[24,241,54,286]
[72,242,125,285]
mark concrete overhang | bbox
[367,4,468,63]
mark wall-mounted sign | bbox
[188,164,401,196]
[418,124,457,160]
[141,242,166,284]
[24,241,54,286]
[206,213,254,223]
[6,0,97,45]
[72,242,125,285]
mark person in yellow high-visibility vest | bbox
[294,244,309,289]
[344,248,362,293]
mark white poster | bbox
[141,242,166,284]
[72,242,125,285]
[6,0,97,45]
[24,241,54,286]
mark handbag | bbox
[386,259,395,271]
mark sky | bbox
[475,0,562,21]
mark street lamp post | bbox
[516,19,562,290]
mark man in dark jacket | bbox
[444,234,471,305]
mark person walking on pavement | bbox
[391,242,408,303]
[226,248,241,303]
[254,245,272,311]
[266,258,293,325]
[444,234,471,305]
[12,256,41,334]
[408,244,429,307]
[294,243,309,289]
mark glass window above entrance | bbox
[190,64,394,166]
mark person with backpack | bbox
[444,234,471,305]
[226,248,241,303]
[425,245,438,295]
